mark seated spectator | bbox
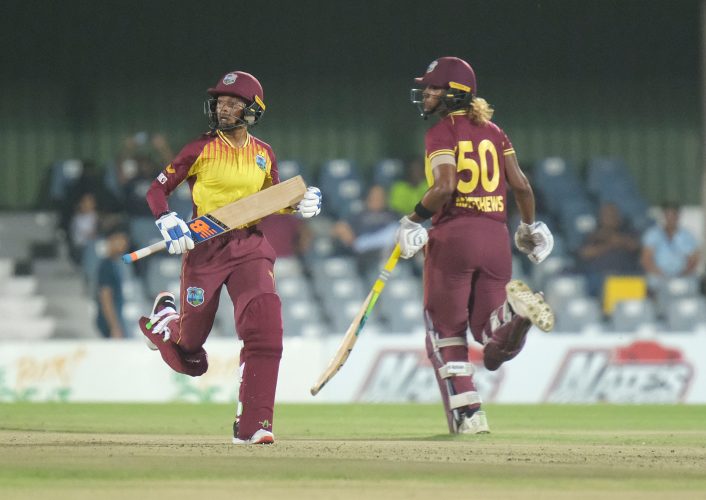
[331,185,398,280]
[258,213,313,258]
[68,193,98,264]
[389,157,428,216]
[640,202,699,291]
[95,224,130,339]
[578,202,642,296]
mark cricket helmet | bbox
[204,71,266,130]
[410,57,476,119]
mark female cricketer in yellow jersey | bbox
[140,71,322,445]
[395,57,555,434]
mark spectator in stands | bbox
[95,224,130,338]
[58,160,122,259]
[68,193,98,264]
[258,213,313,258]
[331,185,398,280]
[640,202,699,291]
[389,157,428,216]
[578,202,642,296]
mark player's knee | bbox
[237,293,283,356]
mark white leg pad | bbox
[438,361,474,379]
[449,391,482,410]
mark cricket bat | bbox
[310,244,401,396]
[122,175,307,263]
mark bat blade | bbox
[122,176,307,263]
[310,245,401,396]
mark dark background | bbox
[0,0,701,207]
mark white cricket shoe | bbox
[458,410,490,434]
[144,292,179,350]
[506,280,554,332]
[232,429,275,445]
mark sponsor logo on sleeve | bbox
[545,340,694,403]
[186,287,205,307]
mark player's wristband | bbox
[414,202,434,220]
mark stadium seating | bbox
[554,296,603,333]
[372,159,404,189]
[611,299,656,332]
[665,297,706,332]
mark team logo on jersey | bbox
[223,73,237,85]
[426,60,438,73]
[255,153,267,170]
[157,173,167,185]
[186,287,205,307]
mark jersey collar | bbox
[217,129,251,149]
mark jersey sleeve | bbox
[425,121,456,161]
[262,144,280,189]
[260,143,294,214]
[146,139,205,219]
[500,129,515,157]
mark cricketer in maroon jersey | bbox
[138,70,322,445]
[395,57,555,434]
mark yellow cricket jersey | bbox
[147,130,285,222]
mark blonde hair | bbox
[468,97,494,125]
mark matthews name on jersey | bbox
[425,110,515,226]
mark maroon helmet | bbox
[411,57,476,119]
[204,71,266,130]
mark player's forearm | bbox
[146,181,171,219]
[513,186,535,225]
[409,182,455,223]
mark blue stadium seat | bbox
[587,157,637,196]
[545,275,589,311]
[373,159,404,189]
[278,160,306,181]
[611,299,656,332]
[318,159,364,219]
[665,297,706,332]
[554,296,603,333]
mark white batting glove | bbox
[395,216,428,259]
[155,212,195,255]
[297,186,322,218]
[514,221,553,264]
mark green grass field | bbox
[0,404,705,499]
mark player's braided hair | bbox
[468,97,494,125]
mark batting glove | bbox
[297,186,322,218]
[155,212,195,255]
[396,216,428,259]
[514,221,553,264]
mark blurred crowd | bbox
[40,136,703,338]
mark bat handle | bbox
[122,240,168,263]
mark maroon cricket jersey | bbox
[424,111,515,226]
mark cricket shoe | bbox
[458,410,490,434]
[143,291,179,350]
[506,280,554,332]
[232,428,275,445]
